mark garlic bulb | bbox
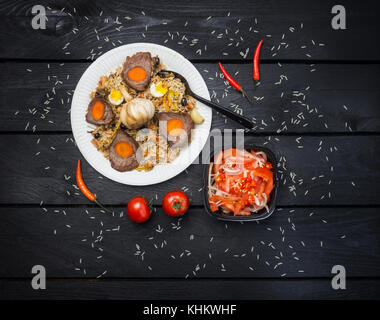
[120,98,155,129]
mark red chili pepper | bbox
[253,40,263,86]
[76,159,110,212]
[218,62,253,103]
[218,62,241,91]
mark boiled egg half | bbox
[108,89,124,105]
[150,81,168,98]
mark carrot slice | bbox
[92,101,104,120]
[167,119,184,136]
[128,67,147,82]
[115,142,133,158]
[91,138,98,148]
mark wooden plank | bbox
[1,62,380,133]
[0,0,379,61]
[1,278,379,299]
[0,134,378,206]
[0,207,379,278]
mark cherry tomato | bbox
[162,191,189,217]
[127,196,151,223]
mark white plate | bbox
[71,43,212,186]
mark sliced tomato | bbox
[209,195,222,212]
[253,166,273,182]
[264,178,274,200]
[209,194,244,214]
[218,180,229,193]
[258,181,265,196]
[233,202,243,216]
[233,193,248,216]
[254,177,263,194]
[210,195,241,202]
[208,195,219,211]
[209,202,219,212]
[252,178,265,203]
[222,203,236,213]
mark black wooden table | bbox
[0,0,379,300]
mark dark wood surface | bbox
[1,0,379,61]
[0,0,379,300]
[2,62,380,133]
[0,207,379,278]
[2,279,380,300]
[0,134,380,206]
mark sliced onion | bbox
[224,166,243,175]
[255,151,268,162]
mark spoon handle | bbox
[191,93,254,129]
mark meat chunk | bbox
[86,98,114,125]
[156,112,194,147]
[122,52,157,91]
[94,87,108,99]
[109,131,140,172]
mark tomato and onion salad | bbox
[208,148,274,216]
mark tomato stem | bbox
[172,200,185,212]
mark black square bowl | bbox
[202,144,278,222]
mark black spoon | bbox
[159,70,254,129]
